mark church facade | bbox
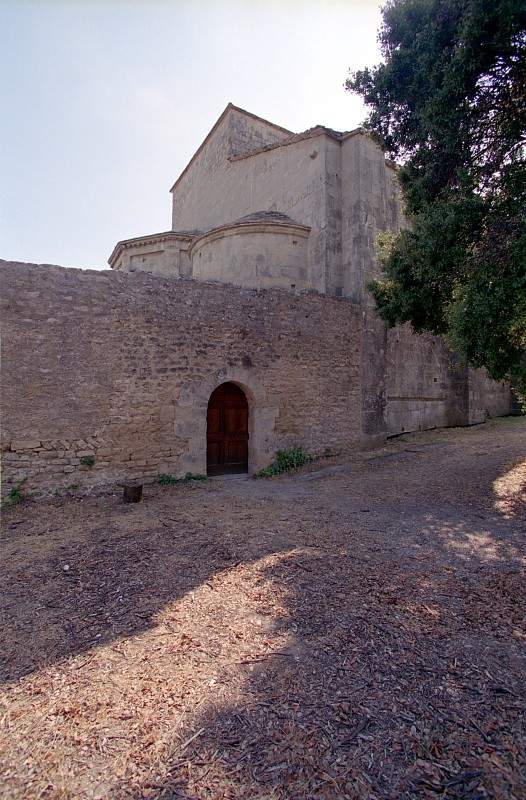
[108,102,511,444]
[109,103,403,303]
[0,105,511,497]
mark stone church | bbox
[0,104,511,496]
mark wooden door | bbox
[207,383,249,475]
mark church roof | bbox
[168,103,389,194]
[229,125,366,163]
[188,211,311,253]
[233,211,303,226]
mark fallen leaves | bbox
[1,419,525,799]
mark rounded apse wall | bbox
[189,211,311,291]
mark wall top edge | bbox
[0,258,366,311]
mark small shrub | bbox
[184,472,208,482]
[51,484,80,499]
[80,455,95,467]
[158,473,178,485]
[158,472,207,485]
[257,447,312,477]
[3,479,27,507]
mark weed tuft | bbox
[257,447,312,477]
[3,478,27,507]
[158,472,207,485]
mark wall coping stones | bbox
[0,258,356,306]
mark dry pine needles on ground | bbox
[1,418,525,799]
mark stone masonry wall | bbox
[0,260,364,499]
[468,367,512,424]
[191,225,310,291]
[341,134,405,306]
[227,107,290,158]
[113,235,192,277]
[386,325,469,435]
[386,324,511,435]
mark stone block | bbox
[12,440,41,451]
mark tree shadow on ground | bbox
[1,489,292,684]
[120,512,525,799]
[1,423,525,798]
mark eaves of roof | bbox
[108,230,198,268]
[228,126,367,162]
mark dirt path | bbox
[1,418,525,799]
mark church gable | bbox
[170,104,291,196]
[170,104,292,232]
[226,105,292,158]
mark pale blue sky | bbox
[1,0,383,269]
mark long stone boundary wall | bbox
[0,260,365,499]
[385,324,512,435]
[0,260,512,500]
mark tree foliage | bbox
[346,0,526,393]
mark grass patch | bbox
[80,455,95,467]
[3,479,27,507]
[257,447,312,477]
[52,483,80,499]
[158,472,208,485]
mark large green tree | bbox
[346,0,526,395]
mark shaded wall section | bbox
[468,367,514,424]
[0,261,364,498]
[341,134,404,305]
[386,324,511,435]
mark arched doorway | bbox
[206,382,249,476]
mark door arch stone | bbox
[176,367,278,476]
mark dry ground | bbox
[1,417,525,800]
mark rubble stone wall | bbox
[0,260,365,498]
[0,259,512,499]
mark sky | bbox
[1,0,384,269]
